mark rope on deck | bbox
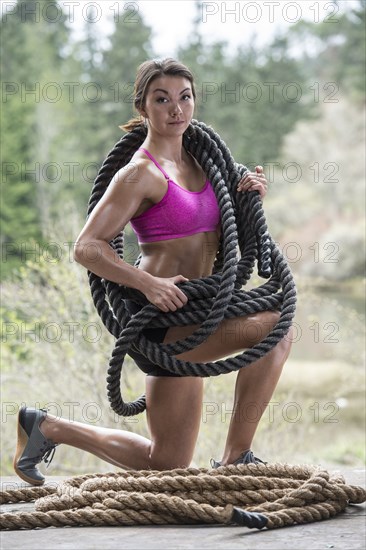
[1,464,365,530]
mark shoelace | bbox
[42,445,57,469]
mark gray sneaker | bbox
[13,407,57,486]
[211,449,266,469]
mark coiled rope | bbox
[1,464,365,530]
[87,120,297,417]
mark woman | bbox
[14,59,292,486]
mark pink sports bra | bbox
[129,148,220,243]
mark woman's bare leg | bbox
[164,311,293,464]
[145,376,203,469]
[220,329,292,464]
[40,377,203,470]
[40,310,290,469]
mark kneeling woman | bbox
[14,58,292,486]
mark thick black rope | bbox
[86,120,296,416]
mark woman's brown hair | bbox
[120,58,196,132]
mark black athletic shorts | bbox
[125,300,180,377]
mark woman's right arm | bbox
[73,162,188,312]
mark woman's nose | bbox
[171,103,182,115]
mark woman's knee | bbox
[261,312,293,357]
[258,309,280,331]
[281,325,294,354]
[243,310,280,346]
[149,445,193,470]
[269,324,293,368]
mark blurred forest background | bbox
[1,0,365,476]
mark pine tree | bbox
[1,1,82,277]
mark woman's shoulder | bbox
[111,152,164,203]
[112,154,151,186]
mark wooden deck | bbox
[1,468,365,549]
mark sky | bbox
[133,0,358,56]
[66,0,360,56]
[1,0,361,57]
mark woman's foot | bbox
[13,406,57,486]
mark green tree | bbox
[67,4,155,212]
[287,0,365,100]
[1,0,71,277]
[178,6,310,166]
[96,5,154,134]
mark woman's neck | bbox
[142,135,185,165]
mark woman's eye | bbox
[156,95,191,103]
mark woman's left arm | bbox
[237,165,268,199]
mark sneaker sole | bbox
[13,408,45,486]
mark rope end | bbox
[258,265,272,279]
[230,507,268,529]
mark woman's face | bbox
[140,75,195,137]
